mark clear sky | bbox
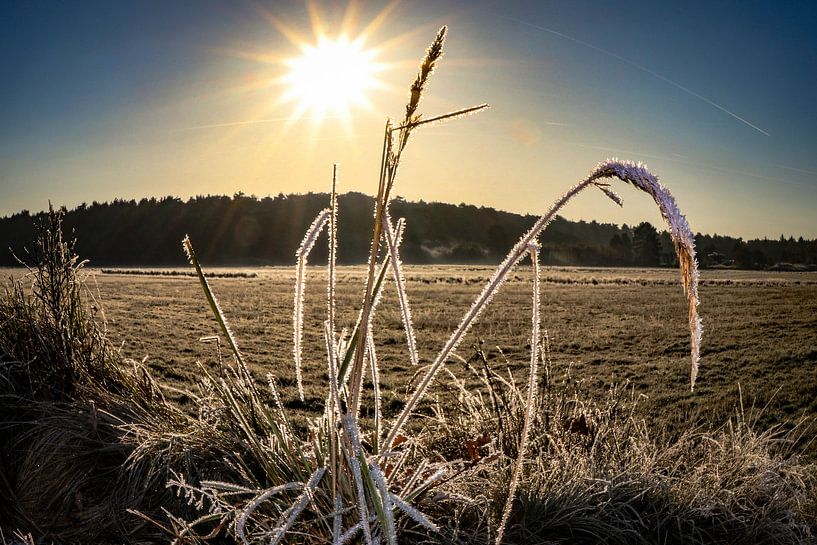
[2,1,816,239]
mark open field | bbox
[34,264,815,448]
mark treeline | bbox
[1,193,815,269]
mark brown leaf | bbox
[465,440,480,461]
[465,434,492,461]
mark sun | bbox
[215,1,401,136]
[280,35,384,119]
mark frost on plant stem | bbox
[265,373,293,441]
[234,482,307,545]
[370,462,397,545]
[393,103,489,131]
[292,208,331,401]
[332,493,343,545]
[345,435,373,545]
[339,521,362,545]
[367,329,383,453]
[385,158,703,449]
[268,467,325,545]
[495,243,540,545]
[586,159,702,390]
[349,23,487,418]
[382,215,418,366]
[407,468,446,501]
[325,320,342,420]
[347,220,404,413]
[391,494,438,532]
[383,208,545,449]
[327,165,339,340]
[399,459,428,499]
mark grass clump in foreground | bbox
[1,27,816,545]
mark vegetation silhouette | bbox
[2,194,814,268]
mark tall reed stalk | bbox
[348,25,488,416]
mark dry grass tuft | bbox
[424,359,817,544]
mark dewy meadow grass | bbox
[176,26,710,545]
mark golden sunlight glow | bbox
[281,36,383,119]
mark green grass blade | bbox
[182,235,248,374]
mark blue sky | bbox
[2,1,815,238]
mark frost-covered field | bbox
[65,265,817,443]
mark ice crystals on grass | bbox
[587,159,702,390]
[292,208,331,401]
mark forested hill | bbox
[1,193,815,268]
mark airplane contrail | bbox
[505,17,771,137]
[175,115,366,132]
[571,141,815,190]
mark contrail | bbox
[505,17,771,137]
[572,141,814,190]
[175,115,365,132]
